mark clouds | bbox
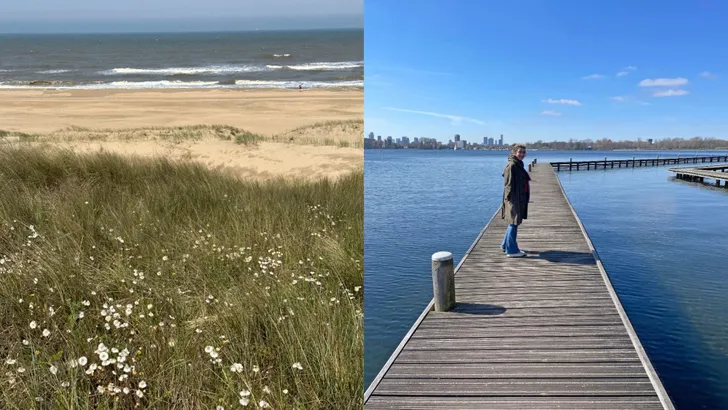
[540,110,562,116]
[653,89,689,97]
[616,66,637,77]
[382,107,485,125]
[639,77,689,87]
[699,71,717,79]
[581,74,604,80]
[542,98,581,106]
[638,77,690,97]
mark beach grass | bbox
[271,120,364,148]
[0,122,363,148]
[0,146,363,409]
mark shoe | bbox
[506,251,527,258]
[501,247,506,253]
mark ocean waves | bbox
[99,61,363,76]
[0,79,363,90]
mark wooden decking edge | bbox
[549,164,676,410]
[363,206,502,403]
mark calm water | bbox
[364,149,728,409]
[0,30,362,89]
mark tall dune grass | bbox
[0,146,363,409]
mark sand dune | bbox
[0,89,363,179]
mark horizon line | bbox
[0,26,363,35]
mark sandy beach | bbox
[0,88,363,179]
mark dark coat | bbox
[502,155,531,225]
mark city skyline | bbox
[365,0,728,143]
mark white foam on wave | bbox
[266,61,363,71]
[37,69,74,74]
[100,65,269,75]
[0,79,363,90]
[234,80,363,88]
[273,54,292,57]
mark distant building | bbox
[489,137,495,146]
[454,134,461,142]
[368,132,374,140]
[401,136,410,145]
[377,135,382,141]
[499,134,504,146]
[456,140,466,149]
[648,138,654,145]
[414,137,419,144]
[396,138,401,144]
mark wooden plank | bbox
[404,336,634,351]
[374,377,656,396]
[385,362,645,378]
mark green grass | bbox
[1,125,265,145]
[0,146,363,409]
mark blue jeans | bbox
[501,224,520,254]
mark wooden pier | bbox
[364,163,674,409]
[669,164,728,187]
[551,154,728,172]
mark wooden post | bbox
[569,158,573,171]
[431,252,456,312]
[632,156,635,168]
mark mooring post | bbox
[569,158,573,171]
[632,156,635,168]
[431,251,456,312]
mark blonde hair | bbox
[511,144,527,154]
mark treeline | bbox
[527,137,728,151]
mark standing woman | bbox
[501,144,531,258]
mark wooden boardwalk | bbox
[365,163,674,409]
[669,164,728,187]
[551,154,728,172]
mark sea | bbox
[0,30,362,90]
[365,149,728,409]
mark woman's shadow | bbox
[526,250,596,265]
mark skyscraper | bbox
[483,137,487,145]
[499,134,504,146]
[454,134,461,142]
[368,132,374,140]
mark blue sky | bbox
[365,0,728,143]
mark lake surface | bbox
[364,149,728,409]
[0,30,362,89]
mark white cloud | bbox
[653,89,689,97]
[624,66,638,71]
[382,107,485,125]
[610,96,626,102]
[639,77,689,87]
[699,71,717,79]
[581,74,604,80]
[542,98,581,106]
[616,71,629,77]
[540,110,562,116]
